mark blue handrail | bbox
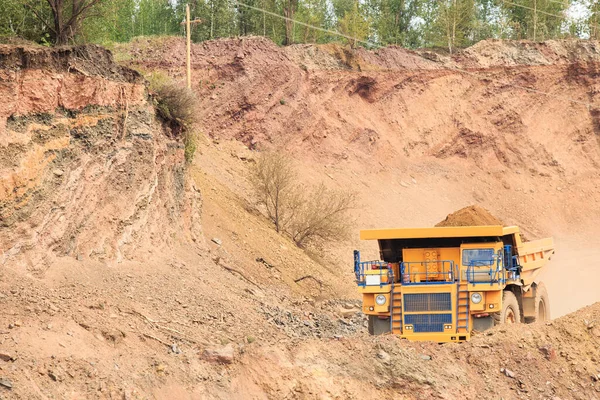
[503,245,522,281]
[353,250,360,280]
[465,259,505,285]
[354,250,394,287]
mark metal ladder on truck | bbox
[457,280,469,334]
[390,283,403,334]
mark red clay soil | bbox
[2,37,600,398]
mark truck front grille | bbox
[403,293,451,312]
[404,313,452,333]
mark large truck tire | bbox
[368,315,391,335]
[493,290,521,325]
[530,282,550,323]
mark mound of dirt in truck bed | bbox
[435,205,504,227]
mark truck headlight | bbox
[375,295,386,306]
[471,293,483,304]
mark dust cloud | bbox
[539,236,600,318]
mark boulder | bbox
[202,344,234,364]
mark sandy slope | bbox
[1,37,600,398]
[149,36,600,318]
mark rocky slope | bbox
[120,36,600,234]
[1,37,600,399]
[119,36,600,316]
[0,44,202,275]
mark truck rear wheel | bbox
[368,315,391,335]
[493,290,521,325]
[531,282,550,323]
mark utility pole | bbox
[533,0,538,41]
[186,4,191,89]
[180,6,202,89]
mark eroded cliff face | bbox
[0,44,201,273]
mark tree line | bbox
[1,0,599,52]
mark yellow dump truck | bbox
[354,225,554,342]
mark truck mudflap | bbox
[472,315,494,331]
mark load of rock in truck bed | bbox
[435,205,504,227]
[436,205,529,241]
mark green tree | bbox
[500,0,569,41]
[429,0,476,53]
[294,0,332,43]
[338,0,370,48]
[136,0,179,36]
[368,0,422,47]
[259,0,283,40]
[282,0,299,44]
[26,0,106,45]
[332,0,355,21]
[183,0,237,42]
[82,0,136,43]
[0,0,49,42]
[589,0,600,39]
[471,0,506,41]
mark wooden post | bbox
[186,4,191,89]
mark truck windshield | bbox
[462,248,495,266]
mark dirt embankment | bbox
[0,44,201,273]
[119,37,600,207]
[107,36,600,398]
[0,42,362,399]
[1,37,600,399]
[118,36,600,285]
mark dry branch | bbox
[220,263,261,288]
[155,325,198,344]
[294,275,323,286]
[124,309,162,324]
[142,333,171,348]
[126,308,201,345]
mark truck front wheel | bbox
[493,290,521,325]
[368,315,391,335]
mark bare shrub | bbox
[251,151,356,247]
[147,72,198,162]
[155,83,197,134]
[147,72,196,136]
[250,152,297,232]
[287,184,356,248]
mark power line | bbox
[501,0,600,33]
[233,0,595,109]
[501,0,570,19]
[232,1,378,48]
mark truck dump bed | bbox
[360,225,554,287]
[511,233,554,287]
